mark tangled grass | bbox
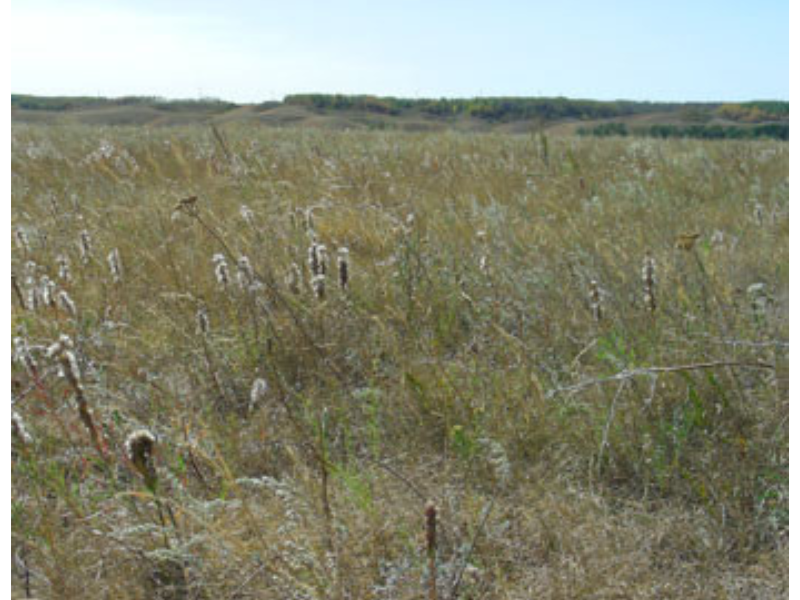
[11,124,788,599]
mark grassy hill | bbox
[11,93,789,138]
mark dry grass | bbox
[11,124,788,599]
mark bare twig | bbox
[546,360,775,400]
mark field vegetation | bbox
[11,123,788,599]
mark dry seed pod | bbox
[125,429,158,490]
[588,279,602,322]
[337,247,350,290]
[642,255,657,312]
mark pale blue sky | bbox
[10,0,788,102]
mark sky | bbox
[9,0,789,103]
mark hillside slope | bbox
[11,94,789,137]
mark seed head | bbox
[642,255,657,312]
[212,253,230,287]
[12,411,32,446]
[240,204,255,226]
[56,254,72,282]
[286,263,302,294]
[56,290,77,318]
[311,274,326,300]
[337,247,350,290]
[15,228,30,254]
[79,230,93,264]
[249,378,269,412]
[13,337,38,376]
[107,248,123,283]
[39,276,57,308]
[196,306,210,335]
[237,255,255,289]
[588,279,603,322]
[125,429,158,489]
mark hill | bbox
[11,93,789,139]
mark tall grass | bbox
[11,124,788,599]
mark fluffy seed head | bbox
[237,255,255,289]
[311,274,326,300]
[12,411,32,446]
[56,254,72,282]
[79,230,92,264]
[125,429,158,488]
[196,307,210,335]
[212,253,230,287]
[642,255,657,312]
[56,290,77,318]
[286,263,302,294]
[107,248,123,283]
[249,378,269,412]
[240,204,255,226]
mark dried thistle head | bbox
[79,230,93,264]
[56,290,77,318]
[308,242,321,277]
[15,228,30,254]
[588,279,602,322]
[337,247,350,290]
[240,204,255,226]
[642,255,657,312]
[249,378,269,412]
[56,254,72,282]
[286,263,302,294]
[125,429,158,489]
[212,253,230,288]
[39,276,57,308]
[107,248,123,283]
[196,306,210,335]
[237,255,255,289]
[12,410,32,446]
[311,274,326,300]
[13,336,38,376]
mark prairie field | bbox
[11,124,788,599]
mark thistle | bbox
[56,254,72,282]
[237,255,255,289]
[642,255,657,312]
[48,335,104,455]
[12,274,27,310]
[249,378,269,412]
[588,279,603,322]
[79,230,93,264]
[13,337,38,377]
[39,276,57,308]
[337,247,350,290]
[317,245,329,276]
[125,429,158,491]
[107,248,123,283]
[311,274,326,300]
[286,263,302,294]
[212,253,230,288]
[56,290,77,318]
[308,242,322,277]
[196,306,210,335]
[240,204,255,226]
[12,410,32,446]
[15,228,30,254]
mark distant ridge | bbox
[11,93,788,139]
